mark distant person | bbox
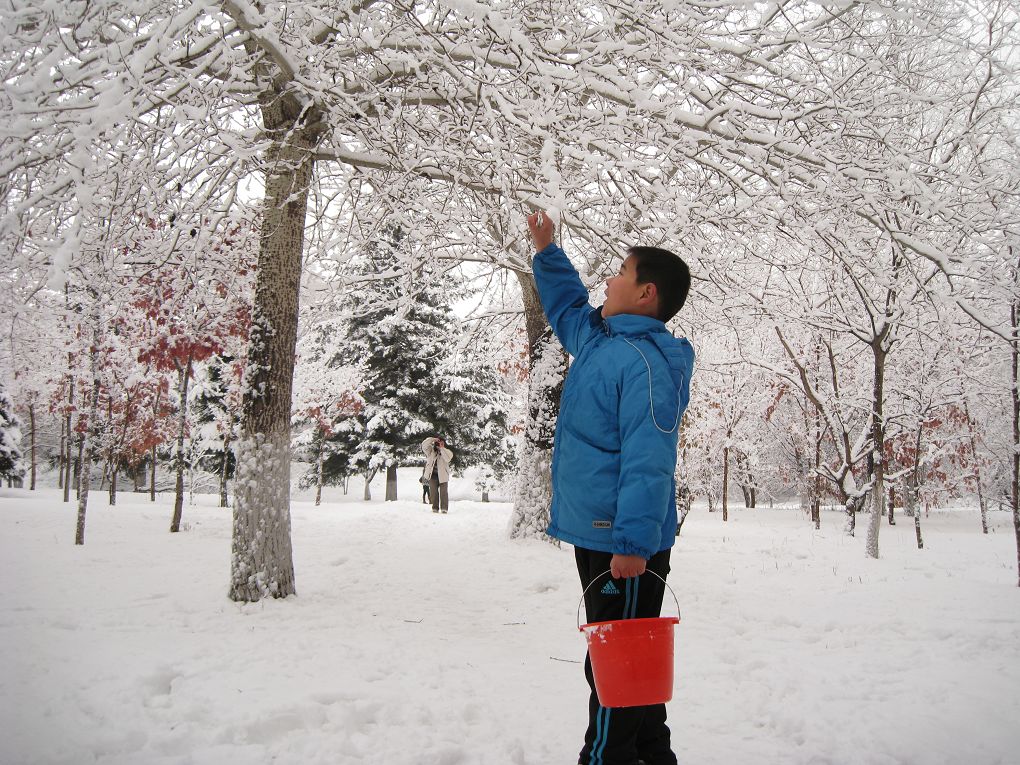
[421,436,453,513]
[527,210,695,765]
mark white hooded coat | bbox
[421,438,454,483]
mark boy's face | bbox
[602,255,656,318]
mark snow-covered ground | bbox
[2,471,1019,765]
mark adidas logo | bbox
[600,581,621,596]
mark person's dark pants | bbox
[429,477,449,512]
[575,547,676,765]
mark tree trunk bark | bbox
[887,485,895,525]
[964,402,988,534]
[812,397,821,530]
[74,434,83,496]
[150,443,157,501]
[63,374,74,503]
[845,493,858,537]
[75,321,101,545]
[110,469,117,506]
[363,471,374,501]
[27,403,36,490]
[219,410,232,508]
[722,444,730,522]
[385,463,398,501]
[58,415,65,491]
[482,490,489,502]
[1011,267,1020,587]
[508,272,566,542]
[314,434,324,507]
[150,385,162,502]
[230,104,318,601]
[171,355,193,533]
[865,342,887,559]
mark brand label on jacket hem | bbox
[592,520,612,529]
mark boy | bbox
[527,211,695,765]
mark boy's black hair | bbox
[627,246,691,322]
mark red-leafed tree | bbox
[130,217,254,532]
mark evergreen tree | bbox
[343,226,464,499]
[191,356,239,506]
[0,381,24,482]
[446,355,517,502]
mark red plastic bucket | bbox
[577,570,681,708]
[581,616,680,707]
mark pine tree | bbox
[446,355,517,502]
[0,382,24,483]
[191,356,240,507]
[343,226,464,499]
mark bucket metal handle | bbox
[577,569,681,631]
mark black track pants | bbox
[575,547,677,765]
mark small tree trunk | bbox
[914,503,924,549]
[812,400,822,530]
[962,401,988,534]
[75,323,102,545]
[482,490,489,502]
[149,443,157,501]
[845,493,858,537]
[58,415,65,491]
[363,471,373,501]
[109,469,117,506]
[865,340,888,560]
[722,444,730,522]
[219,412,232,508]
[887,485,896,525]
[28,403,36,490]
[171,355,193,533]
[314,435,324,507]
[385,463,397,501]
[75,435,84,496]
[1010,269,1020,587]
[63,375,74,503]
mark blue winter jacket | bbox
[533,243,695,559]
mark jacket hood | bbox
[600,309,696,388]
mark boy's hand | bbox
[527,210,555,252]
[611,554,647,578]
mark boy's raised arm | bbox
[527,210,597,358]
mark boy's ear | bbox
[639,282,657,306]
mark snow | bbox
[2,473,1019,765]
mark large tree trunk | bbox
[170,355,193,533]
[508,272,566,541]
[229,105,318,601]
[385,463,398,501]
